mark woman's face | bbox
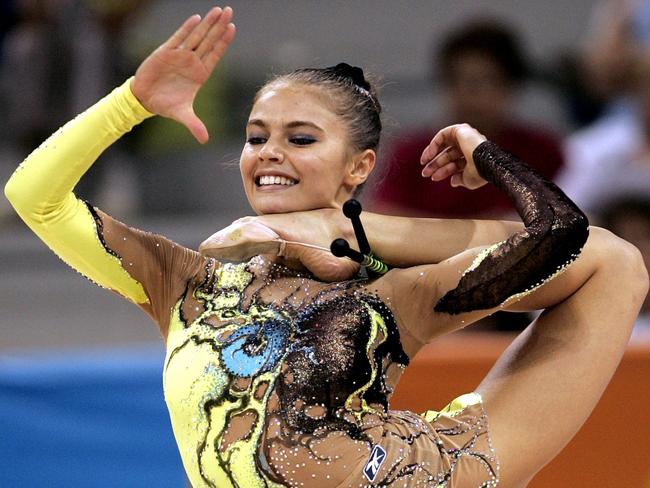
[240,82,365,215]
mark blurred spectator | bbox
[558,1,650,216]
[70,0,151,215]
[558,2,650,330]
[368,19,561,333]
[549,0,650,130]
[0,0,18,65]
[600,198,650,330]
[369,19,564,219]
[558,60,650,215]
[2,0,73,152]
[0,0,149,218]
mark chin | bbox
[253,199,305,215]
[252,196,325,215]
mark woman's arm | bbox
[200,207,525,279]
[4,80,156,305]
[352,212,523,266]
[372,123,590,349]
[372,125,648,486]
[3,77,206,336]
[4,7,235,336]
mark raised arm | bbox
[376,124,648,486]
[4,7,236,335]
[198,202,525,280]
[344,212,523,266]
[373,124,588,343]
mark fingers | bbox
[165,14,202,49]
[168,6,236,74]
[427,161,464,182]
[189,118,210,144]
[195,7,234,59]
[450,173,464,188]
[420,125,461,165]
[420,123,486,178]
[202,22,236,72]
[182,6,225,51]
[421,146,463,175]
[421,145,466,183]
[176,106,209,144]
[166,7,235,61]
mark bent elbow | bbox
[560,206,589,246]
[544,208,589,263]
[4,173,24,214]
[4,170,46,224]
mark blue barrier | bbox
[0,345,186,488]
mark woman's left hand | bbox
[131,6,235,144]
[420,123,488,189]
[199,210,360,281]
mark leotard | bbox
[5,79,587,487]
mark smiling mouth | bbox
[255,175,299,187]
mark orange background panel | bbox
[390,333,650,488]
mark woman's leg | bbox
[476,228,648,486]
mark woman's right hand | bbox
[199,210,361,282]
[130,6,235,144]
[420,123,488,189]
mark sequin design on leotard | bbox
[163,256,414,487]
[162,257,498,487]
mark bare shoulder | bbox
[365,266,435,358]
[365,246,494,357]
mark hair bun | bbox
[330,62,371,91]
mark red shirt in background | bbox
[369,124,564,218]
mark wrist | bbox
[123,77,155,120]
[333,207,358,251]
[472,140,500,182]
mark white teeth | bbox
[258,175,297,186]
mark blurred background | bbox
[1,0,649,486]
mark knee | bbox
[590,226,649,297]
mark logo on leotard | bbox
[363,444,386,482]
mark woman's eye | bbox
[290,136,316,146]
[247,136,267,145]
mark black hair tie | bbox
[329,62,371,91]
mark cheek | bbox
[305,156,341,188]
[239,148,255,177]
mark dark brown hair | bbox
[256,63,382,152]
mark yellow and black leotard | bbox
[5,80,506,487]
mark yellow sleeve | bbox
[4,79,155,304]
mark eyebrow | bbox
[247,119,324,132]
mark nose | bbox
[258,139,284,163]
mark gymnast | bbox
[5,6,648,487]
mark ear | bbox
[344,149,376,187]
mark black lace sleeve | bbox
[434,141,589,315]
